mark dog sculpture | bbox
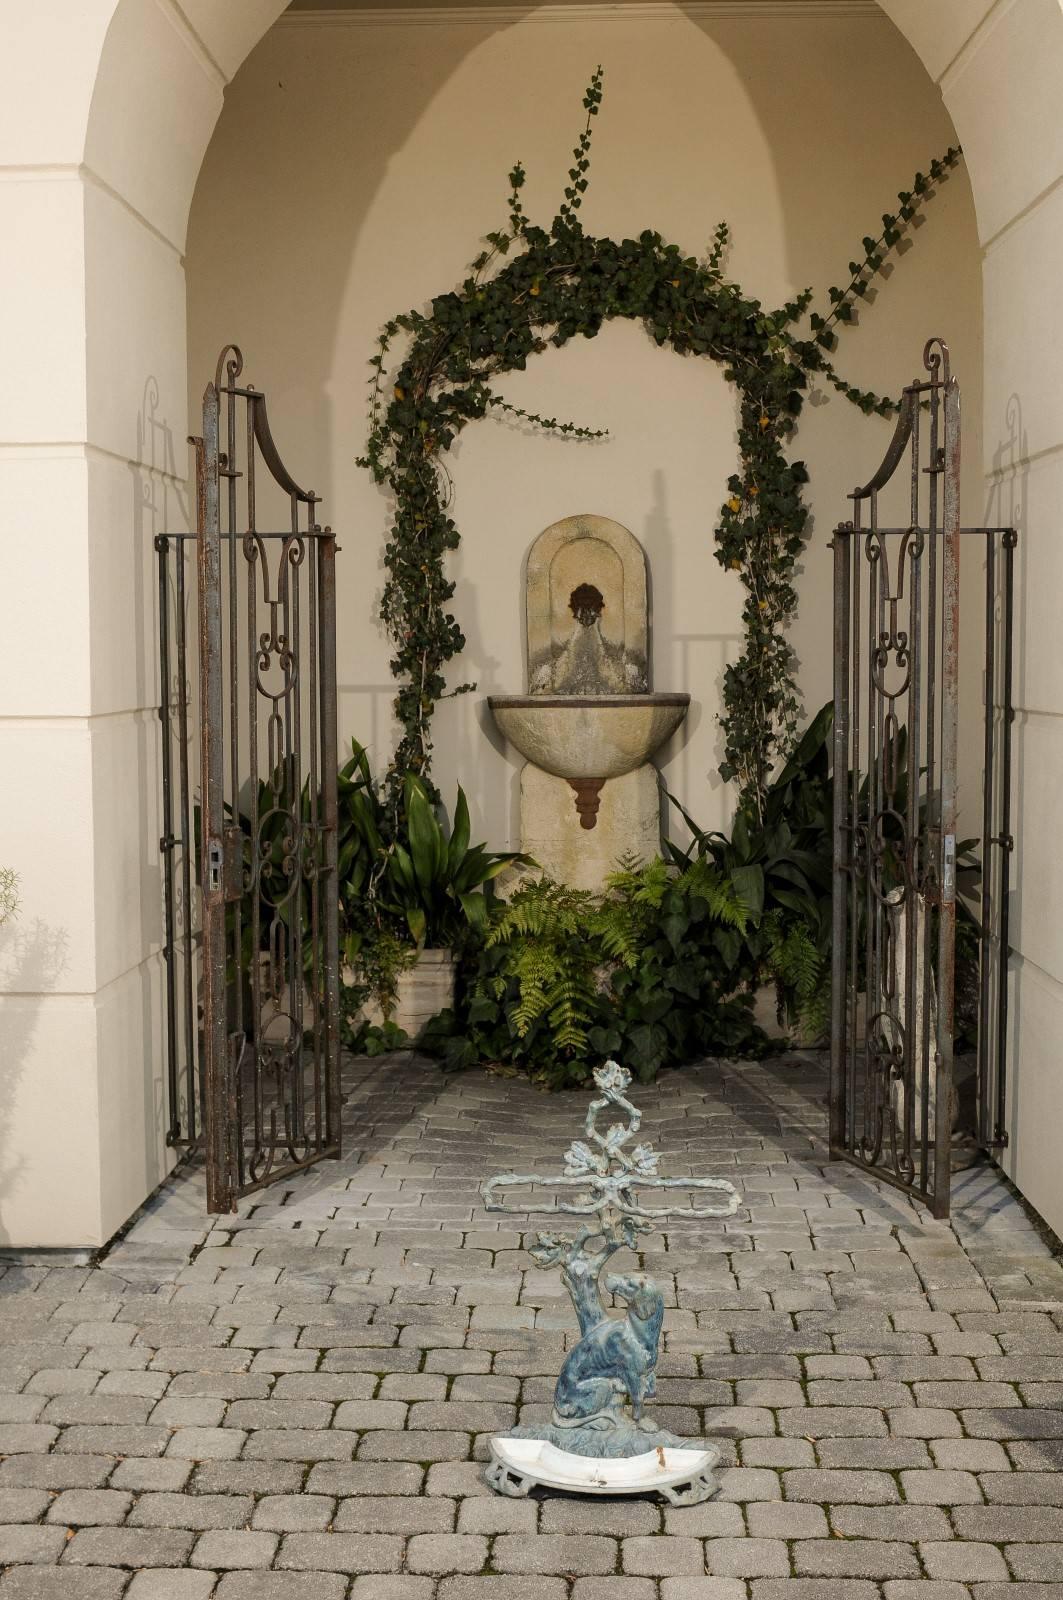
[552,1268,665,1431]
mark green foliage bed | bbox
[421,705,834,1087]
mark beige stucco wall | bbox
[874,0,1063,1246]
[186,7,982,850]
[2,0,1063,1249]
[0,0,289,1248]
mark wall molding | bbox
[938,0,1013,94]
[161,0,228,91]
[279,2,885,28]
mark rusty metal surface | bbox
[159,346,341,1213]
[198,385,231,1214]
[155,534,204,1150]
[829,340,1015,1218]
[976,526,1016,1152]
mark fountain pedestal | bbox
[488,514,689,890]
[520,764,659,892]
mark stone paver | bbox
[0,1051,1061,1597]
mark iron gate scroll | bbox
[158,345,341,1213]
[829,339,1014,1218]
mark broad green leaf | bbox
[459,890,488,927]
[731,863,765,922]
[448,786,471,875]
[771,886,816,918]
[770,861,815,897]
[731,808,752,865]
[406,783,441,896]
[389,843,415,892]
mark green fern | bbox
[480,861,768,1067]
[594,909,642,969]
[487,879,596,945]
[483,879,601,1054]
[607,855,672,909]
[763,909,829,1040]
[678,856,750,933]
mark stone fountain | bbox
[488,514,689,890]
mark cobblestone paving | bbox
[2,1051,1063,1599]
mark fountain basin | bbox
[488,693,690,780]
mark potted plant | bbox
[668,702,835,1046]
[338,741,529,1046]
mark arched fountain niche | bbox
[489,514,689,890]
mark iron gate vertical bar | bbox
[222,366,245,1198]
[924,373,943,1208]
[245,402,262,1184]
[866,514,880,1166]
[908,396,926,1196]
[931,360,961,1219]
[977,533,997,1151]
[848,494,862,1160]
[156,535,181,1144]
[996,531,1016,1145]
[830,527,851,1159]
[920,365,940,1204]
[174,543,200,1147]
[196,392,233,1215]
[289,499,305,1148]
[307,501,323,1151]
[319,525,341,1150]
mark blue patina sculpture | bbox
[482,1060,739,1468]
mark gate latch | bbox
[207,839,223,895]
[942,833,956,902]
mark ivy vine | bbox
[360,69,960,817]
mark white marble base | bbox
[519,761,661,892]
[485,1437,721,1504]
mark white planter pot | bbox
[352,947,457,1042]
[394,947,456,1038]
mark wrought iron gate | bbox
[829,339,1014,1218]
[157,345,341,1213]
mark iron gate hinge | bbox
[942,834,956,902]
[206,839,223,894]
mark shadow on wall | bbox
[0,907,69,1246]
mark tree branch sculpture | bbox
[481,1060,740,1502]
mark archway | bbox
[0,0,1059,1246]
